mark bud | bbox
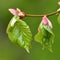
[42,15,48,25]
[41,15,53,29]
[9,8,26,18]
[9,9,19,15]
[58,2,60,6]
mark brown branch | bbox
[25,10,60,17]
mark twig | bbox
[25,10,60,17]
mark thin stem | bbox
[26,10,60,17]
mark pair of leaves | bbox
[7,15,55,53]
[7,15,32,53]
[34,23,55,52]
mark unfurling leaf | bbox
[35,16,55,52]
[7,15,32,53]
[58,14,60,24]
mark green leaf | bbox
[7,15,32,53]
[35,24,55,52]
[58,14,60,24]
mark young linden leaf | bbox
[35,26,54,52]
[7,15,32,53]
[58,14,60,24]
[35,23,55,52]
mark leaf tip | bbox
[24,45,30,53]
[25,47,30,53]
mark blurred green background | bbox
[0,0,60,60]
